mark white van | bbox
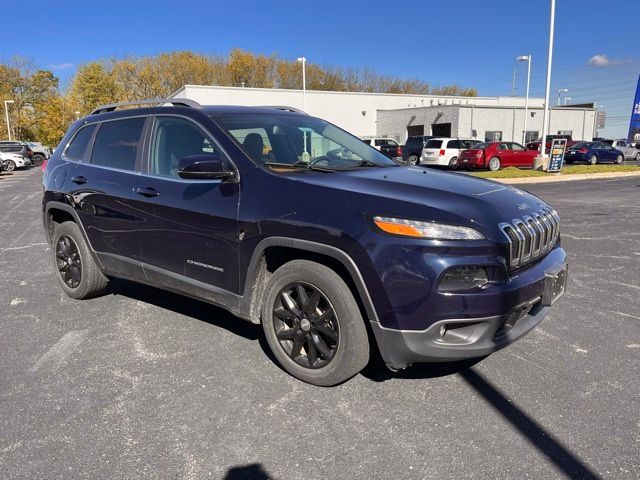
[420,138,481,169]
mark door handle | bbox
[136,186,160,198]
[71,175,87,185]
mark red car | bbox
[456,141,538,171]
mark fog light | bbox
[438,266,488,292]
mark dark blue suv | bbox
[42,99,568,386]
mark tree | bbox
[69,62,119,115]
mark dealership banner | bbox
[628,74,640,145]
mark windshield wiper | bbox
[263,161,335,172]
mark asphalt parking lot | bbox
[1,168,638,479]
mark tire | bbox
[51,221,109,299]
[448,157,458,170]
[488,157,501,171]
[261,259,370,386]
[33,153,45,165]
[4,160,16,172]
[589,155,598,165]
[615,154,623,165]
[406,154,420,166]
[635,152,640,162]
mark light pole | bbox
[516,55,531,144]
[4,100,15,141]
[563,97,572,106]
[297,56,306,111]
[593,104,604,138]
[557,88,568,106]
[539,0,556,161]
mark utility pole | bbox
[539,0,556,165]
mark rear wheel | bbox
[635,152,640,162]
[406,154,420,166]
[488,157,501,171]
[589,155,598,165]
[33,153,45,165]
[4,160,16,172]
[262,260,369,386]
[448,157,458,170]
[615,154,623,164]
[51,221,109,299]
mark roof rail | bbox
[91,98,202,115]
[266,106,308,115]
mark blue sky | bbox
[2,0,637,137]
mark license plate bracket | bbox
[542,264,568,306]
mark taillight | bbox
[476,150,483,157]
[579,148,588,153]
[397,146,402,156]
[41,159,48,172]
[439,149,445,156]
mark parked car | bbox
[27,142,51,164]
[601,139,640,161]
[0,141,34,161]
[0,152,30,171]
[420,137,482,169]
[42,99,568,386]
[526,134,577,153]
[457,141,538,170]
[402,135,435,164]
[565,142,624,164]
[361,137,403,160]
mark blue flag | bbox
[628,74,640,145]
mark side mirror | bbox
[178,154,235,180]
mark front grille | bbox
[499,207,560,269]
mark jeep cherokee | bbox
[42,99,568,386]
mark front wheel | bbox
[488,157,501,171]
[589,155,598,165]
[615,154,623,164]
[262,260,370,386]
[406,154,420,166]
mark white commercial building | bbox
[171,85,595,143]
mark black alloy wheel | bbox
[55,235,82,288]
[272,282,339,369]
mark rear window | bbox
[91,117,145,171]
[425,140,443,148]
[65,124,97,160]
[471,143,488,149]
[570,142,588,149]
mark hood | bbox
[296,166,550,237]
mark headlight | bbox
[373,216,484,240]
[438,266,489,292]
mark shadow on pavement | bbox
[460,368,602,480]
[223,463,272,479]
[108,278,261,341]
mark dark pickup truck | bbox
[361,137,403,160]
[526,134,578,153]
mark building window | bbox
[485,131,503,142]
[524,131,539,143]
[557,130,572,136]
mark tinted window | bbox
[425,140,443,148]
[65,124,96,160]
[374,139,384,146]
[472,143,488,149]
[91,118,145,171]
[569,142,588,149]
[511,143,526,151]
[447,140,461,149]
[405,137,422,148]
[498,143,510,150]
[150,116,223,177]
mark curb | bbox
[481,171,640,185]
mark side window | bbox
[447,140,461,149]
[91,118,145,171]
[226,127,273,162]
[65,124,97,161]
[150,116,221,177]
[511,143,526,151]
[498,143,510,150]
[374,139,384,146]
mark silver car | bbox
[608,139,640,161]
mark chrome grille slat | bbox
[500,208,560,269]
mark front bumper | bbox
[369,251,568,370]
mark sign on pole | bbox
[547,138,566,173]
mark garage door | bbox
[407,125,424,137]
[431,123,451,137]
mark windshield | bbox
[213,114,398,170]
